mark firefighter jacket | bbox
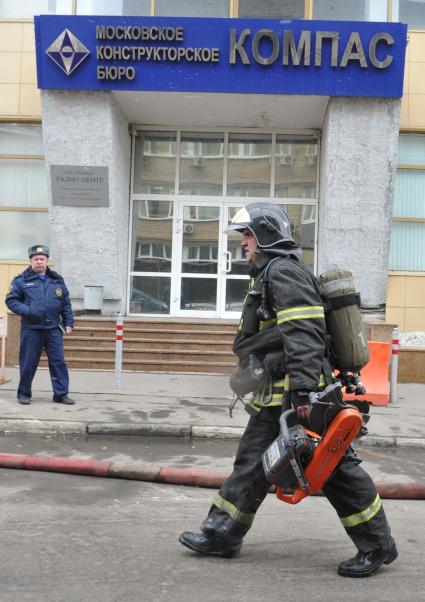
[6,266,74,331]
[232,253,327,412]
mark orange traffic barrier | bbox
[343,341,391,407]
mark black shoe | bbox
[53,395,75,405]
[178,531,242,558]
[338,537,398,578]
[18,396,31,405]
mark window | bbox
[136,241,171,260]
[313,0,388,21]
[137,200,173,219]
[0,0,72,18]
[133,130,319,202]
[274,137,318,198]
[133,132,176,195]
[390,134,425,271]
[155,0,230,17]
[393,0,425,30]
[185,206,220,221]
[180,133,224,196]
[238,0,304,19]
[183,244,218,262]
[76,0,150,15]
[227,134,272,197]
[0,124,49,260]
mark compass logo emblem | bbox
[46,29,90,75]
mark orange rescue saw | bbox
[262,405,363,505]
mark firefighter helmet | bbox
[226,202,295,249]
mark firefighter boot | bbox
[338,537,398,578]
[178,531,242,558]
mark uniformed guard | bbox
[5,245,74,405]
[178,202,397,578]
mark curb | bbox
[0,452,424,499]
[1,418,425,449]
[0,419,86,436]
[87,423,192,438]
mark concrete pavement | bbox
[0,366,424,448]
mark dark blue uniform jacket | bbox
[6,267,74,330]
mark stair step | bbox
[61,346,235,362]
[57,317,238,373]
[40,357,235,373]
[73,318,238,332]
[72,327,235,341]
[65,337,232,351]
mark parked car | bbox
[130,288,168,314]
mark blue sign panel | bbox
[34,16,407,97]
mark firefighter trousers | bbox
[201,406,392,553]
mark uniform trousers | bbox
[18,328,69,400]
[201,406,391,553]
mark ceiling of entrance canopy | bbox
[112,91,329,130]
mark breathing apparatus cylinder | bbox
[318,268,370,374]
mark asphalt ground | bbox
[0,468,423,602]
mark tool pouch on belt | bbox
[229,354,266,397]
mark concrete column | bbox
[318,97,401,308]
[40,90,130,314]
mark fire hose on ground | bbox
[0,452,424,500]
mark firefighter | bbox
[178,202,397,578]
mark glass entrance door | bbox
[175,201,249,317]
[221,205,250,317]
[176,201,222,316]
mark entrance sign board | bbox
[34,16,407,97]
[51,165,109,207]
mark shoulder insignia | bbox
[55,288,63,297]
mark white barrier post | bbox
[390,327,399,404]
[115,313,124,387]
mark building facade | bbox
[0,1,423,330]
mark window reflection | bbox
[133,132,176,194]
[227,134,272,197]
[181,278,217,311]
[132,200,173,272]
[180,133,224,195]
[282,204,315,270]
[130,275,170,314]
[274,138,317,199]
[182,205,219,274]
[225,279,248,313]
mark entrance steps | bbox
[42,316,239,374]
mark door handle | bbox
[225,251,232,273]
